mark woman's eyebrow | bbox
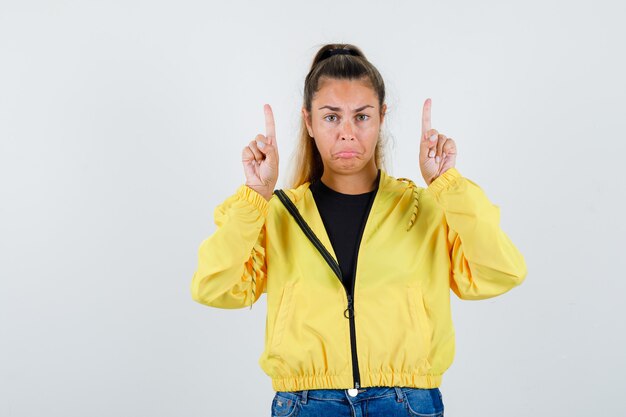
[318,104,375,112]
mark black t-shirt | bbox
[309,170,380,291]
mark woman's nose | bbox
[340,120,355,140]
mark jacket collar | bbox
[282,169,420,262]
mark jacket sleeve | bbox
[190,184,269,309]
[426,167,527,300]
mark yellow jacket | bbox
[190,167,527,392]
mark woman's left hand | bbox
[419,98,457,186]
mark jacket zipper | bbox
[342,183,379,390]
[343,293,358,388]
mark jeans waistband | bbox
[277,386,411,404]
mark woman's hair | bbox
[287,43,391,189]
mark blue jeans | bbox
[271,386,444,417]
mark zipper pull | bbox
[347,381,361,397]
[344,294,354,319]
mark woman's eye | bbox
[324,114,369,122]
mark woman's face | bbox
[303,77,386,177]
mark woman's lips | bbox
[335,151,359,158]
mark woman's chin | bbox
[329,158,367,172]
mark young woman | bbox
[191,43,527,417]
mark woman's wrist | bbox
[246,184,273,201]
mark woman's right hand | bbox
[241,104,279,201]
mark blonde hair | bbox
[287,43,392,189]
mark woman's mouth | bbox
[335,151,359,158]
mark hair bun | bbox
[319,48,358,62]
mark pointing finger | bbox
[421,98,431,137]
[264,104,276,145]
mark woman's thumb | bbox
[258,137,278,165]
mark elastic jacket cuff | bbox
[236,185,270,217]
[426,167,462,198]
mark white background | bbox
[1,0,624,416]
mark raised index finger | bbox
[264,104,276,144]
[421,98,431,138]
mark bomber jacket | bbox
[190,167,527,392]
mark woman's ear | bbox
[380,103,387,125]
[302,107,314,137]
